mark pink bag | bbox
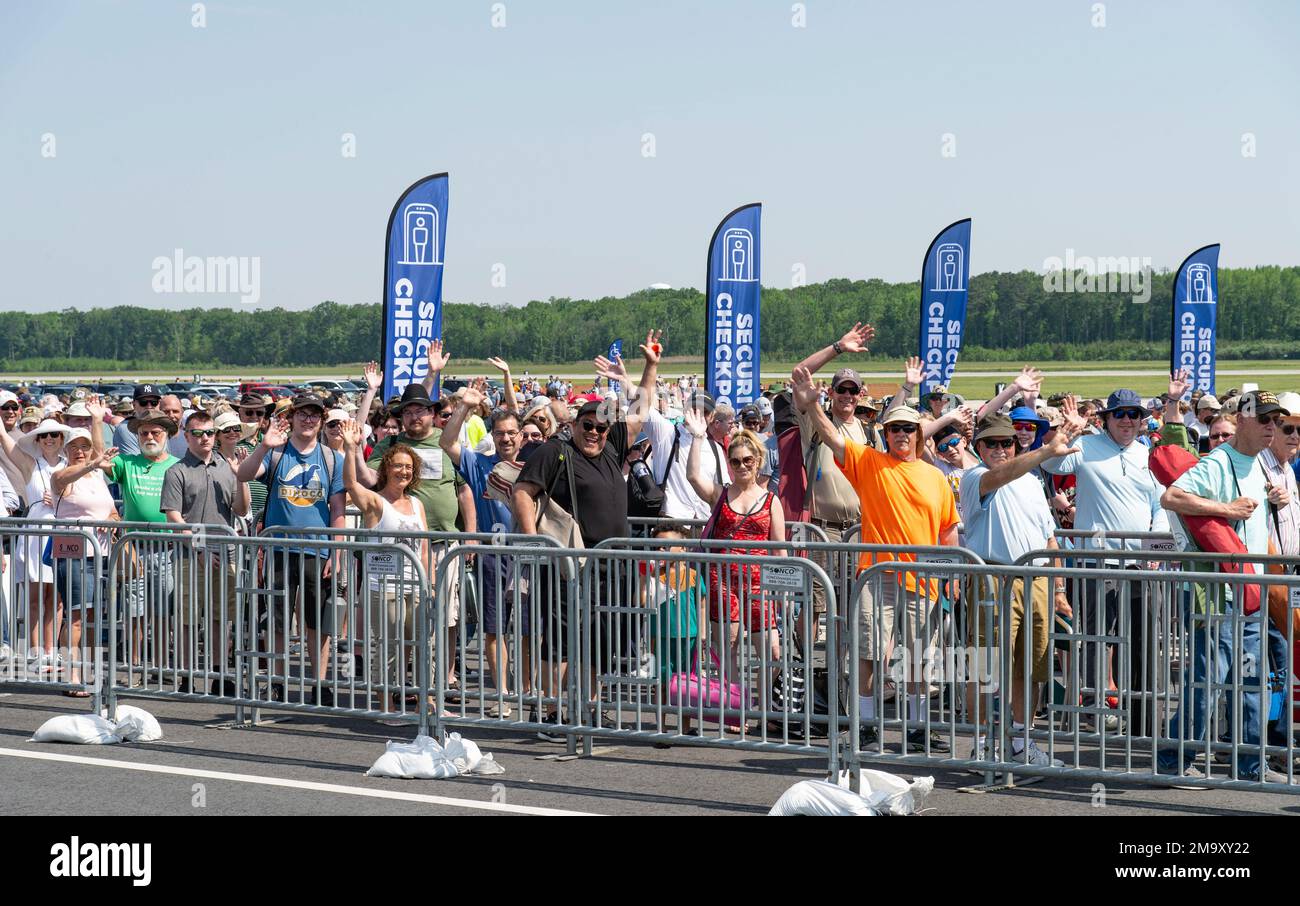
[667,649,745,728]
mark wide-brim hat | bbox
[973,413,1016,445]
[881,405,921,426]
[1276,392,1300,422]
[390,384,434,413]
[17,419,73,457]
[1102,388,1150,417]
[128,413,179,437]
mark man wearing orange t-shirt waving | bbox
[792,362,959,753]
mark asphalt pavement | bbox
[2,686,1297,817]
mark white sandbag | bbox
[471,753,505,775]
[112,705,163,742]
[856,769,934,816]
[365,734,502,780]
[31,714,121,745]
[768,780,881,816]
[442,733,482,773]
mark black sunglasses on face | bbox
[1209,432,1234,441]
[886,423,918,434]
[729,455,756,468]
[37,432,61,441]
[581,420,610,435]
[834,385,859,395]
[220,426,241,434]
[189,429,216,438]
[0,404,19,412]
[1257,414,1283,427]
[1111,408,1143,420]
[982,438,1016,449]
[1282,424,1299,436]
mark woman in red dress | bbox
[683,409,787,677]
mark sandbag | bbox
[112,705,163,742]
[32,714,121,745]
[769,769,935,816]
[365,734,503,780]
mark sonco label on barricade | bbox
[1143,539,1176,552]
[917,551,959,565]
[762,563,804,592]
[366,552,402,576]
[1290,586,1300,610]
[52,536,85,559]
[513,540,550,564]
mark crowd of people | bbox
[1,325,1298,786]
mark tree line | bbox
[4,266,1298,370]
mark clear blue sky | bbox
[1,0,1296,312]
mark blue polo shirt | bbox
[1040,430,1169,549]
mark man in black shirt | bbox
[512,330,662,736]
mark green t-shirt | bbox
[367,430,465,532]
[108,453,180,523]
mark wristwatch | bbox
[832,341,843,355]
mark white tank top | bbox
[368,496,423,589]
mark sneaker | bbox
[634,652,657,679]
[1167,764,1209,790]
[906,728,951,753]
[536,711,567,743]
[1254,768,1298,785]
[857,724,879,751]
[0,643,11,664]
[307,686,335,707]
[1010,739,1063,768]
[209,678,238,697]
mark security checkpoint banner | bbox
[705,203,762,409]
[1171,243,1220,399]
[381,173,448,401]
[607,339,623,397]
[917,218,972,398]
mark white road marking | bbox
[0,746,598,816]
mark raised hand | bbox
[340,419,363,450]
[461,382,485,410]
[1168,368,1190,402]
[96,446,120,468]
[1060,395,1088,432]
[487,356,511,375]
[426,338,450,375]
[593,353,630,385]
[953,404,975,432]
[86,397,109,420]
[1045,423,1082,458]
[363,361,383,391]
[639,329,664,366]
[837,323,876,354]
[791,366,819,412]
[263,417,289,449]
[683,406,708,439]
[904,356,924,387]
[1013,365,1043,395]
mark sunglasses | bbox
[1209,432,1235,441]
[36,432,62,441]
[239,409,265,418]
[1111,408,1144,420]
[1257,414,1284,427]
[189,428,217,438]
[433,410,452,419]
[886,423,918,434]
[326,420,343,428]
[220,426,242,434]
[0,404,19,412]
[981,438,1016,450]
[936,438,961,452]
[729,455,756,469]
[138,400,161,409]
[580,420,610,435]
[834,384,860,395]
[1282,425,1299,436]
[1012,422,1038,432]
[294,410,322,420]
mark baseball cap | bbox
[213,410,241,433]
[19,406,42,426]
[576,399,610,422]
[289,394,327,413]
[683,390,715,413]
[754,397,773,419]
[326,408,349,424]
[133,383,162,402]
[1196,394,1222,412]
[0,391,17,407]
[1237,390,1289,419]
[739,404,762,423]
[830,368,863,392]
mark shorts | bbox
[176,553,238,630]
[965,575,1050,684]
[119,549,175,620]
[56,556,104,615]
[365,586,426,688]
[265,550,340,637]
[478,552,529,636]
[856,576,942,665]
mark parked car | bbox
[305,380,362,395]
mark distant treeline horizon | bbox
[4,266,1298,369]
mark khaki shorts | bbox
[175,555,239,630]
[856,576,942,664]
[965,575,1050,684]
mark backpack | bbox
[628,430,679,518]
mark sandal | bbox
[62,689,91,698]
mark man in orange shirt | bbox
[792,363,959,752]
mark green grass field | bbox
[7,359,1300,401]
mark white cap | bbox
[327,408,349,424]
[0,391,17,407]
[1277,392,1300,421]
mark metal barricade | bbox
[0,523,105,703]
[844,558,1300,792]
[106,532,432,731]
[432,543,843,768]
[627,517,706,539]
[1053,529,1175,550]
